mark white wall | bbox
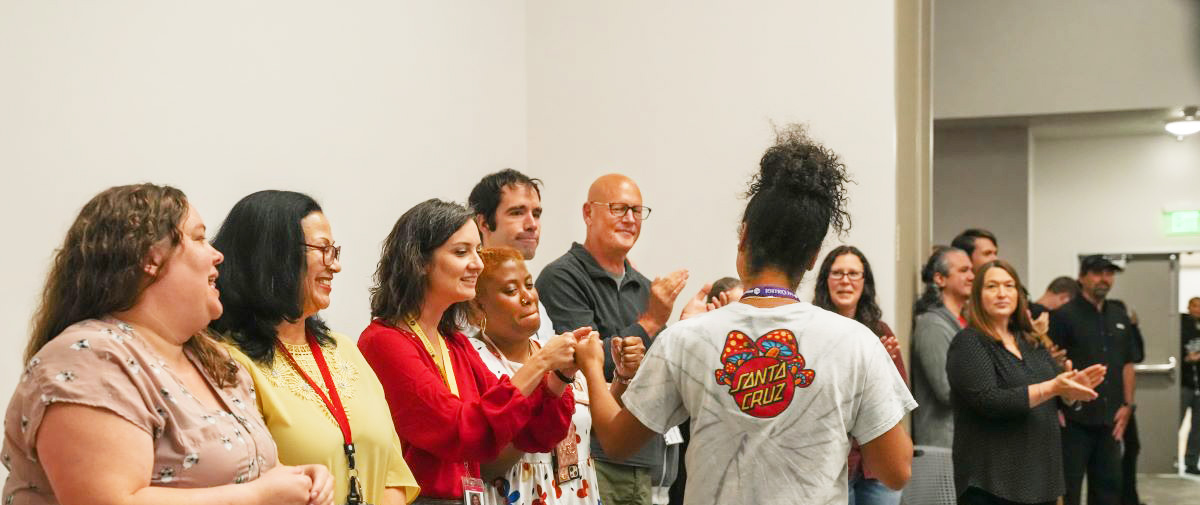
[525,1,899,319]
[0,2,904,483]
[934,0,1200,119]
[932,126,1029,279]
[1030,134,1200,293]
[0,2,529,462]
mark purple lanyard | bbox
[740,285,801,302]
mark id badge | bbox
[552,423,581,485]
[461,475,485,505]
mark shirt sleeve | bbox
[945,330,1031,419]
[16,329,163,450]
[537,265,600,335]
[912,312,953,405]
[851,331,917,444]
[509,376,576,452]
[358,326,547,463]
[385,431,421,502]
[1048,309,1073,350]
[623,328,688,433]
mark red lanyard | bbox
[275,335,357,469]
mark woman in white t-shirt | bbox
[576,124,917,505]
[469,247,646,505]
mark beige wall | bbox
[934,0,1200,119]
[1,1,910,477]
[526,1,902,321]
[0,2,531,463]
[1030,134,1200,293]
[932,126,1030,279]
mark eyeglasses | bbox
[304,243,342,265]
[589,201,652,220]
[829,270,864,281]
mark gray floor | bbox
[1135,473,1200,505]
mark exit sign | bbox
[1167,210,1200,235]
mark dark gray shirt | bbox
[536,242,664,470]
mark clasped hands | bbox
[539,327,646,381]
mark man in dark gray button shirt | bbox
[537,173,688,505]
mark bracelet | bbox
[553,369,575,384]
[613,372,633,385]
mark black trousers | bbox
[1062,420,1121,505]
[1120,414,1139,505]
[959,487,1054,505]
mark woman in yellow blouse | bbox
[209,190,419,505]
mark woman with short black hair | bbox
[211,190,419,505]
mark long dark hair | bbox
[371,199,476,336]
[813,245,885,336]
[964,260,1042,347]
[912,245,965,317]
[209,190,333,365]
[27,183,238,387]
[741,124,851,287]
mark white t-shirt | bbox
[622,301,916,505]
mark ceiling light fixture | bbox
[1165,106,1200,140]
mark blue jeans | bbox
[849,476,901,505]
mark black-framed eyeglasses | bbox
[304,243,342,265]
[589,201,652,220]
[829,270,864,281]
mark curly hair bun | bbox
[739,124,852,285]
[752,124,851,222]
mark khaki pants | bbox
[594,460,651,505]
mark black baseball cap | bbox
[1079,255,1124,276]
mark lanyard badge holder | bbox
[276,336,371,505]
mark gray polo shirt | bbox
[536,242,666,470]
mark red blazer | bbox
[359,320,574,499]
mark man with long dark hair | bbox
[910,245,974,448]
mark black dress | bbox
[946,328,1063,505]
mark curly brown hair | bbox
[26,183,238,387]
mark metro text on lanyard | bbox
[740,285,801,302]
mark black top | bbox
[1047,296,1136,426]
[1183,314,1200,389]
[1029,302,1050,320]
[535,241,662,468]
[946,328,1064,503]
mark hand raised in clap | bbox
[640,269,689,334]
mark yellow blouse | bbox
[225,332,419,504]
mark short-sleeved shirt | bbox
[1048,296,1137,425]
[2,318,278,505]
[622,302,916,505]
[224,332,420,505]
